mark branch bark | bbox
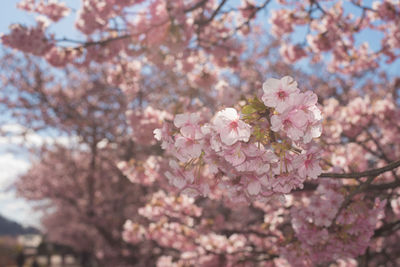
[319,159,400,179]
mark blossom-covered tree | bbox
[1,0,400,266]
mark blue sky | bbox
[0,0,398,227]
[0,3,41,227]
[0,2,83,227]
[0,0,81,38]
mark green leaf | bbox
[241,105,257,114]
[249,97,267,111]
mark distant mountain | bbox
[0,214,39,236]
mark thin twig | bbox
[331,175,375,225]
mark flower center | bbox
[283,118,292,127]
[229,120,239,130]
[277,90,288,100]
[305,154,313,168]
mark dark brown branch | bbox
[331,176,375,225]
[219,229,278,238]
[311,0,328,15]
[319,159,400,179]
[196,0,228,26]
[374,220,400,237]
[184,0,209,13]
[349,0,377,12]
[369,180,400,191]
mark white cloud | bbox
[0,124,72,228]
[0,123,80,148]
[0,123,81,228]
[0,151,36,226]
[0,198,42,228]
[0,153,30,188]
[1,123,26,134]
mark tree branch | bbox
[184,0,209,13]
[196,0,228,26]
[319,159,400,179]
[374,220,400,237]
[331,175,375,225]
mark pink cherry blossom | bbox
[297,146,322,179]
[271,108,308,141]
[6,1,400,265]
[262,76,300,113]
[280,44,307,63]
[174,134,202,162]
[174,113,203,140]
[212,108,251,146]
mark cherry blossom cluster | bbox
[106,61,142,97]
[324,95,399,140]
[145,221,198,252]
[75,0,145,35]
[4,0,249,71]
[4,1,400,265]
[155,76,323,202]
[117,156,163,185]
[153,231,267,266]
[269,1,400,74]
[45,47,77,68]
[197,233,248,255]
[138,190,202,225]
[123,192,201,251]
[122,220,149,245]
[1,0,397,77]
[18,0,70,22]
[279,44,307,64]
[126,106,172,146]
[323,93,400,180]
[282,179,386,266]
[1,17,53,56]
[123,191,264,266]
